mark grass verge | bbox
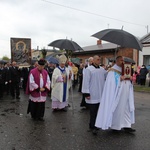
[133,84,150,93]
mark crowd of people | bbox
[0,61,22,100]
[0,55,150,135]
[132,65,149,86]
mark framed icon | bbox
[122,63,132,80]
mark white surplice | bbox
[82,65,106,104]
[95,64,135,130]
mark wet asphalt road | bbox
[0,87,150,150]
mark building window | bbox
[143,55,150,66]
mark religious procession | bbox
[0,29,150,150]
[1,53,148,133]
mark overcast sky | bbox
[0,0,150,58]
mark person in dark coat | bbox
[9,61,21,99]
[21,67,30,92]
[45,62,55,81]
[0,63,5,99]
[45,62,55,96]
[139,65,148,86]
[80,57,93,108]
[4,62,11,95]
[78,63,84,92]
[148,70,150,87]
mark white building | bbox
[139,33,150,66]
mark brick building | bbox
[72,40,138,66]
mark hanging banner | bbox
[10,38,31,66]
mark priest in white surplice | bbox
[95,56,136,133]
[82,55,106,135]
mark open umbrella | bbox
[0,60,8,64]
[48,39,82,51]
[146,65,150,71]
[92,29,143,51]
[71,57,80,65]
[45,56,59,64]
[109,57,135,64]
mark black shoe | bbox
[123,128,136,133]
[11,97,15,100]
[62,107,67,112]
[16,97,20,99]
[92,129,98,135]
[32,117,38,121]
[52,109,58,112]
[68,104,71,107]
[38,117,44,121]
[110,129,121,133]
[87,128,93,132]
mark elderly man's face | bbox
[37,65,45,71]
[60,63,65,68]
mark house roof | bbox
[73,42,118,54]
[82,42,118,51]
[140,33,150,43]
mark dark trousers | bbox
[87,103,100,129]
[73,76,78,88]
[140,78,146,85]
[10,82,20,98]
[22,79,27,92]
[0,83,4,98]
[80,94,87,107]
[5,83,10,94]
[28,100,45,119]
[136,75,140,84]
[78,78,82,92]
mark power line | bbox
[41,0,146,27]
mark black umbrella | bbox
[92,29,143,51]
[0,60,8,64]
[109,57,135,64]
[48,39,82,51]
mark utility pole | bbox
[107,24,109,29]
[146,25,149,33]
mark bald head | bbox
[93,55,101,66]
[88,57,93,65]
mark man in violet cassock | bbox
[95,56,136,133]
[51,54,72,112]
[82,55,106,135]
[26,59,50,121]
